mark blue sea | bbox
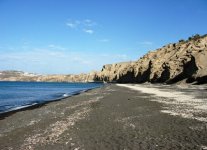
[0,81,102,114]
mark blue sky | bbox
[0,0,207,74]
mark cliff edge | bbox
[95,34,207,84]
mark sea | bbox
[0,81,103,114]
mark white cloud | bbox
[48,44,66,50]
[99,39,110,42]
[66,23,77,28]
[100,53,129,61]
[115,54,128,60]
[66,20,80,29]
[83,19,97,27]
[48,44,56,48]
[138,41,153,45]
[71,57,92,65]
[66,19,97,34]
[83,29,94,34]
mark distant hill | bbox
[0,70,96,82]
[0,71,39,81]
[1,34,207,84]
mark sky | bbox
[0,0,207,74]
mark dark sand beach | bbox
[0,84,207,150]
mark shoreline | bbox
[0,84,207,149]
[0,85,103,120]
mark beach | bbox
[0,84,207,150]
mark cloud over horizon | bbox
[0,45,130,74]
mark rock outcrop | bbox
[1,34,207,84]
[96,34,207,84]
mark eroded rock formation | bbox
[96,34,207,84]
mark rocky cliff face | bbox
[96,34,207,84]
[1,34,207,84]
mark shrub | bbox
[179,39,185,43]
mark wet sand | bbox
[0,84,207,150]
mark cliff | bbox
[96,34,207,84]
[1,34,207,84]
